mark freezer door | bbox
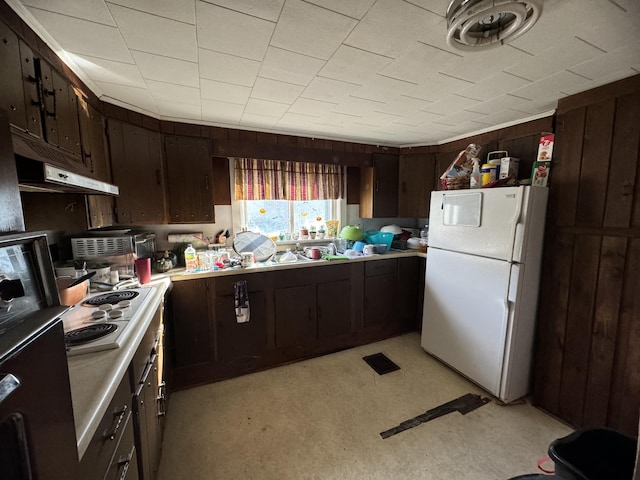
[428,186,526,261]
[421,248,511,398]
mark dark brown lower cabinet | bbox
[169,257,421,390]
[133,353,161,480]
[363,259,397,329]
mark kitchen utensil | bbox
[87,265,111,283]
[66,271,96,287]
[380,224,402,235]
[232,231,277,262]
[56,277,89,306]
[339,225,364,241]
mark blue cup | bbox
[353,241,365,252]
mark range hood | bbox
[12,131,119,196]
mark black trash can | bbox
[548,428,637,480]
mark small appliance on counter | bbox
[70,228,156,279]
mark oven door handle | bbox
[0,373,21,403]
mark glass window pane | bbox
[245,200,289,236]
[293,200,332,231]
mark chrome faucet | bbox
[326,242,337,255]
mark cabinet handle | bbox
[156,170,161,185]
[116,445,136,480]
[375,180,379,193]
[157,381,167,417]
[102,404,128,441]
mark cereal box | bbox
[537,133,555,162]
[531,161,551,187]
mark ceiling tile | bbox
[95,81,156,109]
[201,79,251,104]
[392,110,443,127]
[404,73,473,102]
[288,98,336,116]
[155,100,202,120]
[332,97,382,116]
[458,72,531,102]
[241,112,279,128]
[345,0,442,57]
[302,77,360,103]
[146,80,201,106]
[434,109,486,127]
[130,51,199,88]
[196,2,274,61]
[244,98,289,117]
[108,3,197,61]
[375,95,432,116]
[72,54,145,88]
[198,0,284,22]
[440,45,532,83]
[466,94,532,116]
[421,94,479,116]
[354,75,416,103]
[319,45,392,85]
[24,0,115,25]
[303,0,376,19]
[510,71,592,102]
[251,78,304,104]
[404,0,449,16]
[316,111,362,127]
[201,99,243,123]
[259,47,325,86]
[199,48,260,87]
[380,42,461,84]
[353,111,401,128]
[568,41,640,83]
[270,0,357,60]
[26,8,132,62]
[108,0,196,24]
[505,37,605,82]
[277,112,320,127]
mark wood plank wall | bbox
[533,75,640,437]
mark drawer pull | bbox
[103,405,127,441]
[157,382,167,417]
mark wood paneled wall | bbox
[533,75,640,437]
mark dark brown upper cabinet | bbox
[51,70,81,156]
[360,153,399,218]
[398,153,436,218]
[164,135,214,223]
[108,119,166,225]
[0,21,30,134]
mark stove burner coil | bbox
[65,323,118,347]
[83,290,139,306]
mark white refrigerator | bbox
[421,186,548,403]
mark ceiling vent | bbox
[446,0,543,51]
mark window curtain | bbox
[235,158,343,201]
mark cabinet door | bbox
[360,154,398,218]
[144,354,161,480]
[170,279,212,367]
[0,22,28,131]
[164,136,214,223]
[395,256,422,331]
[38,60,59,146]
[275,284,316,347]
[317,280,351,339]
[363,260,397,329]
[18,40,42,138]
[398,153,436,218]
[215,290,268,361]
[52,70,81,155]
[109,120,167,224]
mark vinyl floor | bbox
[157,332,572,480]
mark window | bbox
[240,199,339,238]
[234,157,344,238]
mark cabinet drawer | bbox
[364,259,397,277]
[104,412,138,480]
[79,373,132,480]
[214,273,265,296]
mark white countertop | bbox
[168,249,426,282]
[66,277,171,459]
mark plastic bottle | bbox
[470,158,481,189]
[184,244,197,272]
[419,224,429,253]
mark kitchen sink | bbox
[271,252,314,263]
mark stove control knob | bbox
[109,309,123,319]
[92,310,107,320]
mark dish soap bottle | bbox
[470,158,481,189]
[184,244,197,272]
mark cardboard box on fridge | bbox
[531,161,551,187]
[537,133,555,161]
